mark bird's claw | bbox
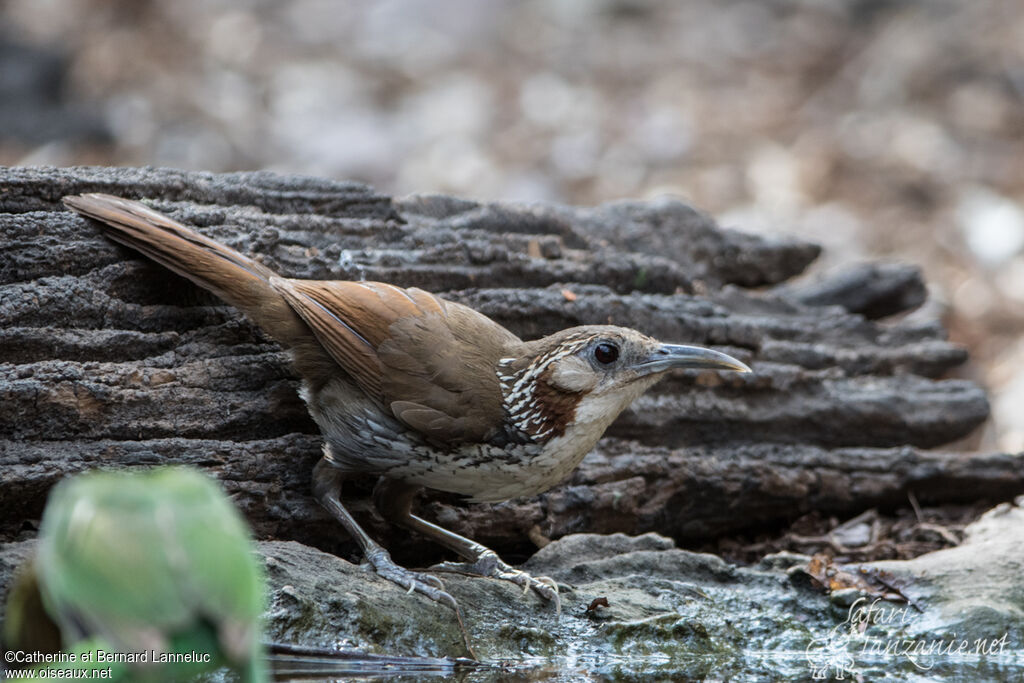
[431,551,561,615]
[363,547,475,657]
[364,548,455,608]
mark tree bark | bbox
[1,166,1018,560]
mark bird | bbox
[63,193,751,616]
[3,467,268,682]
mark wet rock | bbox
[257,505,1024,678]
[3,507,1022,679]
[864,498,1024,650]
[4,524,1014,679]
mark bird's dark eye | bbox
[593,342,619,364]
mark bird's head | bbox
[498,325,751,442]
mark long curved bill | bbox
[635,344,751,376]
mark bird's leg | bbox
[373,478,560,614]
[312,458,456,604]
[313,459,477,658]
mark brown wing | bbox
[379,299,522,444]
[271,279,520,444]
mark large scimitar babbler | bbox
[64,193,751,614]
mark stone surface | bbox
[866,497,1024,650]
[225,501,1024,678]
[5,510,1021,679]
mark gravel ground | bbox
[2,0,1023,452]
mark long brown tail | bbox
[63,193,313,350]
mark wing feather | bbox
[378,301,521,444]
[270,278,386,401]
[270,278,521,443]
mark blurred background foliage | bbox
[2,0,1023,451]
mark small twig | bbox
[452,604,478,661]
[907,490,924,524]
[859,568,924,612]
[914,521,961,546]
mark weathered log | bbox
[1,166,1018,559]
[777,262,928,319]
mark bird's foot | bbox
[364,547,477,659]
[364,546,453,607]
[431,550,561,615]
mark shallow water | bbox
[269,649,1024,682]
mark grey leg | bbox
[312,458,455,607]
[373,478,560,611]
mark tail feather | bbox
[63,193,312,350]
